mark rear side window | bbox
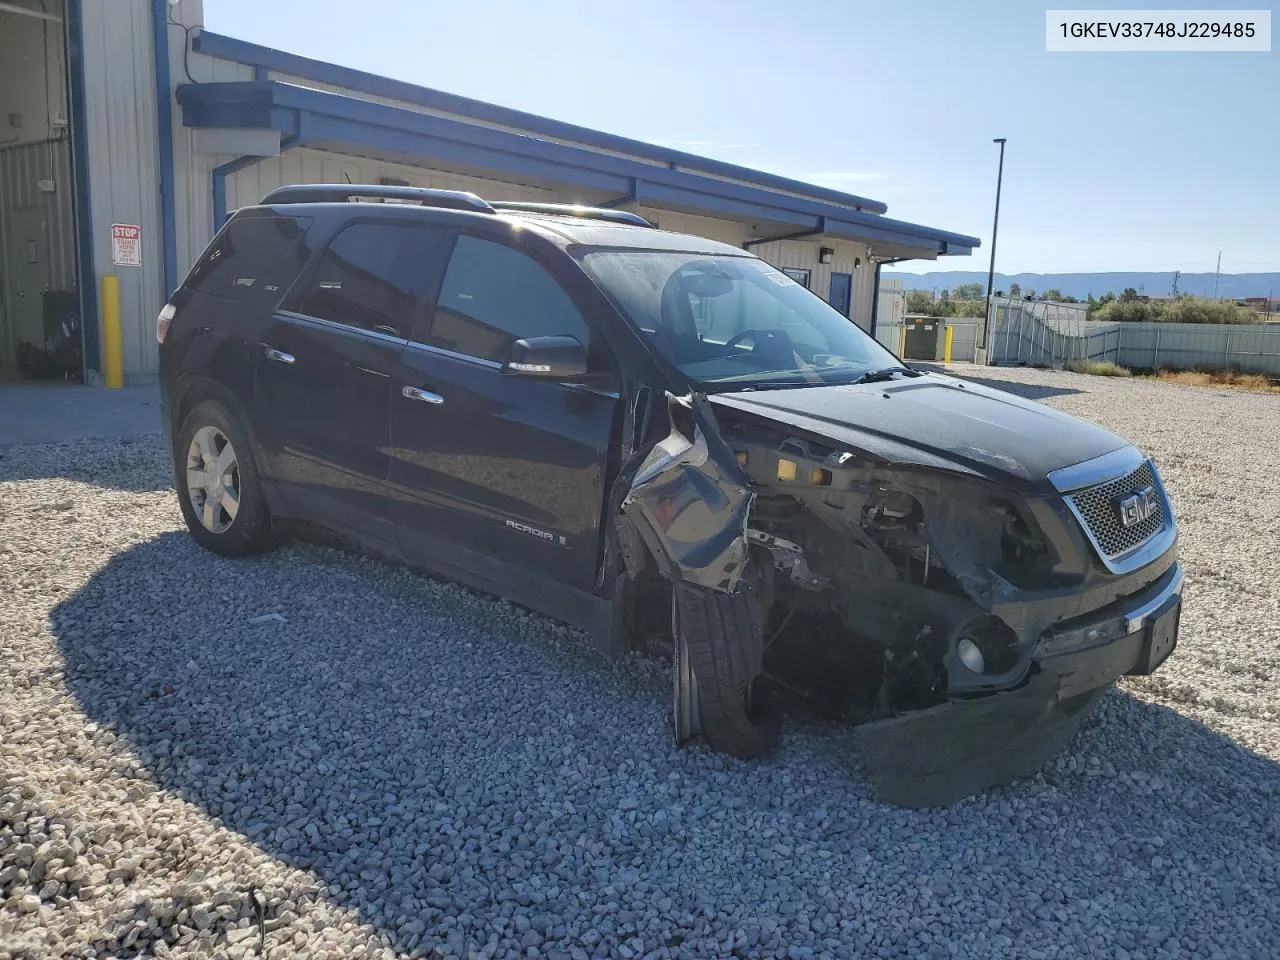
[290,222,442,339]
[425,235,587,362]
[185,215,313,311]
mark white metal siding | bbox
[171,0,253,283]
[80,0,164,380]
[636,208,747,247]
[222,148,559,215]
[747,238,875,329]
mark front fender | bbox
[619,393,754,593]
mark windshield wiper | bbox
[729,381,810,392]
[850,365,919,385]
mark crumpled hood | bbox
[708,373,1130,490]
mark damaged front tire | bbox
[672,575,780,759]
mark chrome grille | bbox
[1067,461,1164,558]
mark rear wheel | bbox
[673,573,780,759]
[175,400,274,557]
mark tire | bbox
[174,399,275,557]
[674,573,781,759]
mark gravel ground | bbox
[2,368,1278,960]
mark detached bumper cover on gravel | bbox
[858,562,1184,807]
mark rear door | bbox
[255,220,449,540]
[387,232,619,593]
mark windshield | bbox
[578,250,901,390]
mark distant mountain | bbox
[882,271,1280,301]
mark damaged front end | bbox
[616,390,1182,808]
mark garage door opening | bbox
[0,0,84,385]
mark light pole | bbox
[981,138,1007,353]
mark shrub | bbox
[1091,296,1261,325]
[1068,359,1132,377]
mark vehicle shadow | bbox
[52,533,1280,957]
[0,434,173,493]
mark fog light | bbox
[957,637,986,673]
[953,615,1022,676]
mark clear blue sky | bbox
[204,0,1278,275]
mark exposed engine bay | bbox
[618,390,1182,808]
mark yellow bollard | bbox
[944,324,954,364]
[899,324,907,357]
[101,274,124,388]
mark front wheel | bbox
[673,576,780,759]
[174,399,275,557]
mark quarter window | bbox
[185,215,313,312]
[425,235,587,362]
[292,223,437,339]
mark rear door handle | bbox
[401,385,444,405]
[263,346,295,365]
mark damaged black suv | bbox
[158,184,1182,807]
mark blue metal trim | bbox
[190,30,890,216]
[175,81,981,252]
[150,0,178,297]
[65,0,99,375]
[212,155,263,230]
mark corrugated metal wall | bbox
[0,139,78,291]
[79,0,164,380]
[987,299,1280,375]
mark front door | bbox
[829,271,853,318]
[388,232,618,594]
[255,220,447,540]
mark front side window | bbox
[425,235,587,362]
[291,223,439,339]
[185,215,313,312]
[578,251,897,390]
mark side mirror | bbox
[501,335,588,379]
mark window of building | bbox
[425,235,587,362]
[291,223,440,339]
[186,215,314,312]
[781,267,811,288]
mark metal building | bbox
[0,0,979,385]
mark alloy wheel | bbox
[186,425,240,534]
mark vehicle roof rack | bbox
[260,184,495,214]
[488,201,655,228]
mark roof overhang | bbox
[175,79,980,259]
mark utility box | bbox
[902,316,946,361]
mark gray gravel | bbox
[2,368,1279,960]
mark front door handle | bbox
[264,346,295,365]
[401,385,445,405]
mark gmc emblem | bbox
[1116,485,1160,528]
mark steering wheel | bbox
[721,329,767,352]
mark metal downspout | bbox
[212,136,299,230]
[742,217,826,250]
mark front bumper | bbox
[857,561,1183,808]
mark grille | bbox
[1067,461,1164,558]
